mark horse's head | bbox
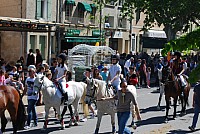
[85,78,98,99]
[161,67,173,83]
[33,74,45,93]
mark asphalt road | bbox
[2,87,200,134]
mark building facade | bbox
[0,0,57,63]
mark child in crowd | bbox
[37,66,45,75]
[146,67,151,89]
[100,67,109,82]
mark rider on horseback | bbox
[53,53,68,105]
[107,54,122,94]
[172,51,188,96]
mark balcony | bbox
[65,16,97,25]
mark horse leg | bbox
[73,100,80,126]
[95,112,103,134]
[165,96,170,121]
[7,105,18,133]
[173,97,178,119]
[157,94,162,110]
[42,106,50,130]
[111,113,116,133]
[181,94,188,115]
[1,111,7,133]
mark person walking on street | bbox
[22,65,38,129]
[189,81,200,132]
[117,78,141,134]
[139,59,147,88]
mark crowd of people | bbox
[0,48,200,133]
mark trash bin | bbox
[74,66,90,82]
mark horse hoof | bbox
[74,122,78,126]
[41,128,46,133]
[95,128,99,134]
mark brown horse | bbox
[0,86,26,133]
[161,67,190,121]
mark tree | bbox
[121,0,200,41]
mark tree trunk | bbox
[164,25,176,42]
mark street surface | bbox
[1,87,200,134]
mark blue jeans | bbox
[192,104,200,128]
[117,111,131,134]
[27,99,38,126]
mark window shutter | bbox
[47,0,52,21]
[36,0,42,19]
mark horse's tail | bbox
[80,82,89,117]
[17,98,26,130]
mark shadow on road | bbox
[140,106,165,114]
[5,126,62,134]
[168,128,200,134]
[136,116,166,127]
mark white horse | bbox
[86,79,137,134]
[33,74,87,130]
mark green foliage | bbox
[162,27,200,55]
[189,64,200,84]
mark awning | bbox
[78,2,92,12]
[65,36,100,42]
[142,37,167,49]
[65,0,75,5]
[143,30,167,38]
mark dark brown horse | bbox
[162,67,190,121]
[0,86,26,133]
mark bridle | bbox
[85,78,97,100]
[33,75,45,92]
[162,68,176,84]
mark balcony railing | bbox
[65,16,97,25]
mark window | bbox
[78,8,84,23]
[41,0,47,19]
[118,18,127,28]
[90,8,96,24]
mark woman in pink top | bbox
[0,69,5,85]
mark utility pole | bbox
[129,18,132,52]
[99,0,102,46]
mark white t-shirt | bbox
[109,63,122,88]
[56,64,68,82]
[25,77,38,100]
